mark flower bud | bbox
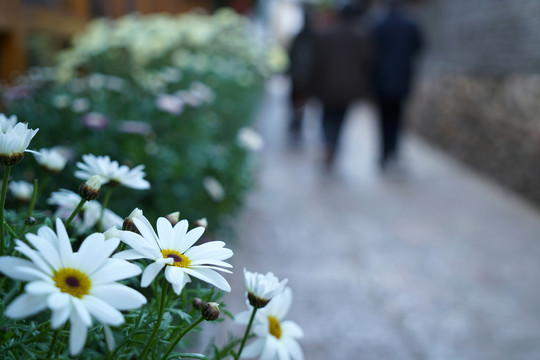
[0,153,24,167]
[194,217,208,229]
[248,293,271,309]
[201,302,220,321]
[192,297,204,309]
[25,216,36,226]
[78,175,101,201]
[165,211,180,226]
[123,208,143,234]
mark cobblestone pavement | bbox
[219,78,540,360]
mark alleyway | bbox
[223,77,540,360]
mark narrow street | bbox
[222,77,540,360]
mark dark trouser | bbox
[376,98,404,167]
[322,105,348,152]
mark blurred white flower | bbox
[81,112,109,130]
[104,76,125,92]
[237,127,264,151]
[33,148,67,173]
[9,180,33,202]
[117,121,152,136]
[0,218,146,355]
[0,114,18,131]
[155,94,184,115]
[235,288,304,360]
[71,98,91,113]
[87,73,106,89]
[0,116,39,166]
[115,215,233,294]
[243,269,288,308]
[203,176,225,201]
[52,94,70,109]
[48,190,123,234]
[75,154,150,190]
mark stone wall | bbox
[407,0,540,205]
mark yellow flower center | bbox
[162,249,191,268]
[268,316,282,339]
[52,268,91,298]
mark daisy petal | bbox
[260,336,279,360]
[55,219,74,267]
[51,306,71,329]
[48,292,70,311]
[164,266,187,294]
[5,293,48,319]
[178,226,204,253]
[91,258,142,285]
[0,256,39,281]
[83,295,124,326]
[25,280,55,295]
[71,297,92,327]
[282,338,304,360]
[241,338,266,358]
[114,249,145,260]
[76,233,118,274]
[282,321,304,338]
[69,311,88,355]
[156,217,173,249]
[92,283,147,310]
[183,267,231,292]
[103,324,115,352]
[141,260,167,287]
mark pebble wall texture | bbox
[407,0,540,206]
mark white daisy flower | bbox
[48,190,123,234]
[115,215,233,295]
[236,288,304,360]
[155,94,184,115]
[0,218,146,355]
[203,176,225,201]
[71,97,91,113]
[9,180,34,202]
[0,115,39,166]
[74,154,150,190]
[237,127,264,151]
[33,148,68,173]
[244,269,288,308]
[0,113,18,131]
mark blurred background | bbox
[2,0,540,359]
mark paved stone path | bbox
[221,77,540,360]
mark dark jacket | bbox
[371,8,423,100]
[309,22,373,107]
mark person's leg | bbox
[322,105,347,167]
[386,99,403,161]
[377,98,402,170]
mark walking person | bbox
[309,4,373,169]
[370,0,423,173]
[287,6,316,145]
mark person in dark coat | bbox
[309,5,373,168]
[287,7,316,143]
[370,0,423,171]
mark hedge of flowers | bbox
[1,8,286,232]
[0,113,303,359]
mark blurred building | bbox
[406,0,540,206]
[0,0,213,82]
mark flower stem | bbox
[235,307,258,360]
[64,198,86,227]
[140,280,169,360]
[0,166,11,255]
[46,328,60,360]
[21,178,38,234]
[161,316,205,360]
[98,186,113,231]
